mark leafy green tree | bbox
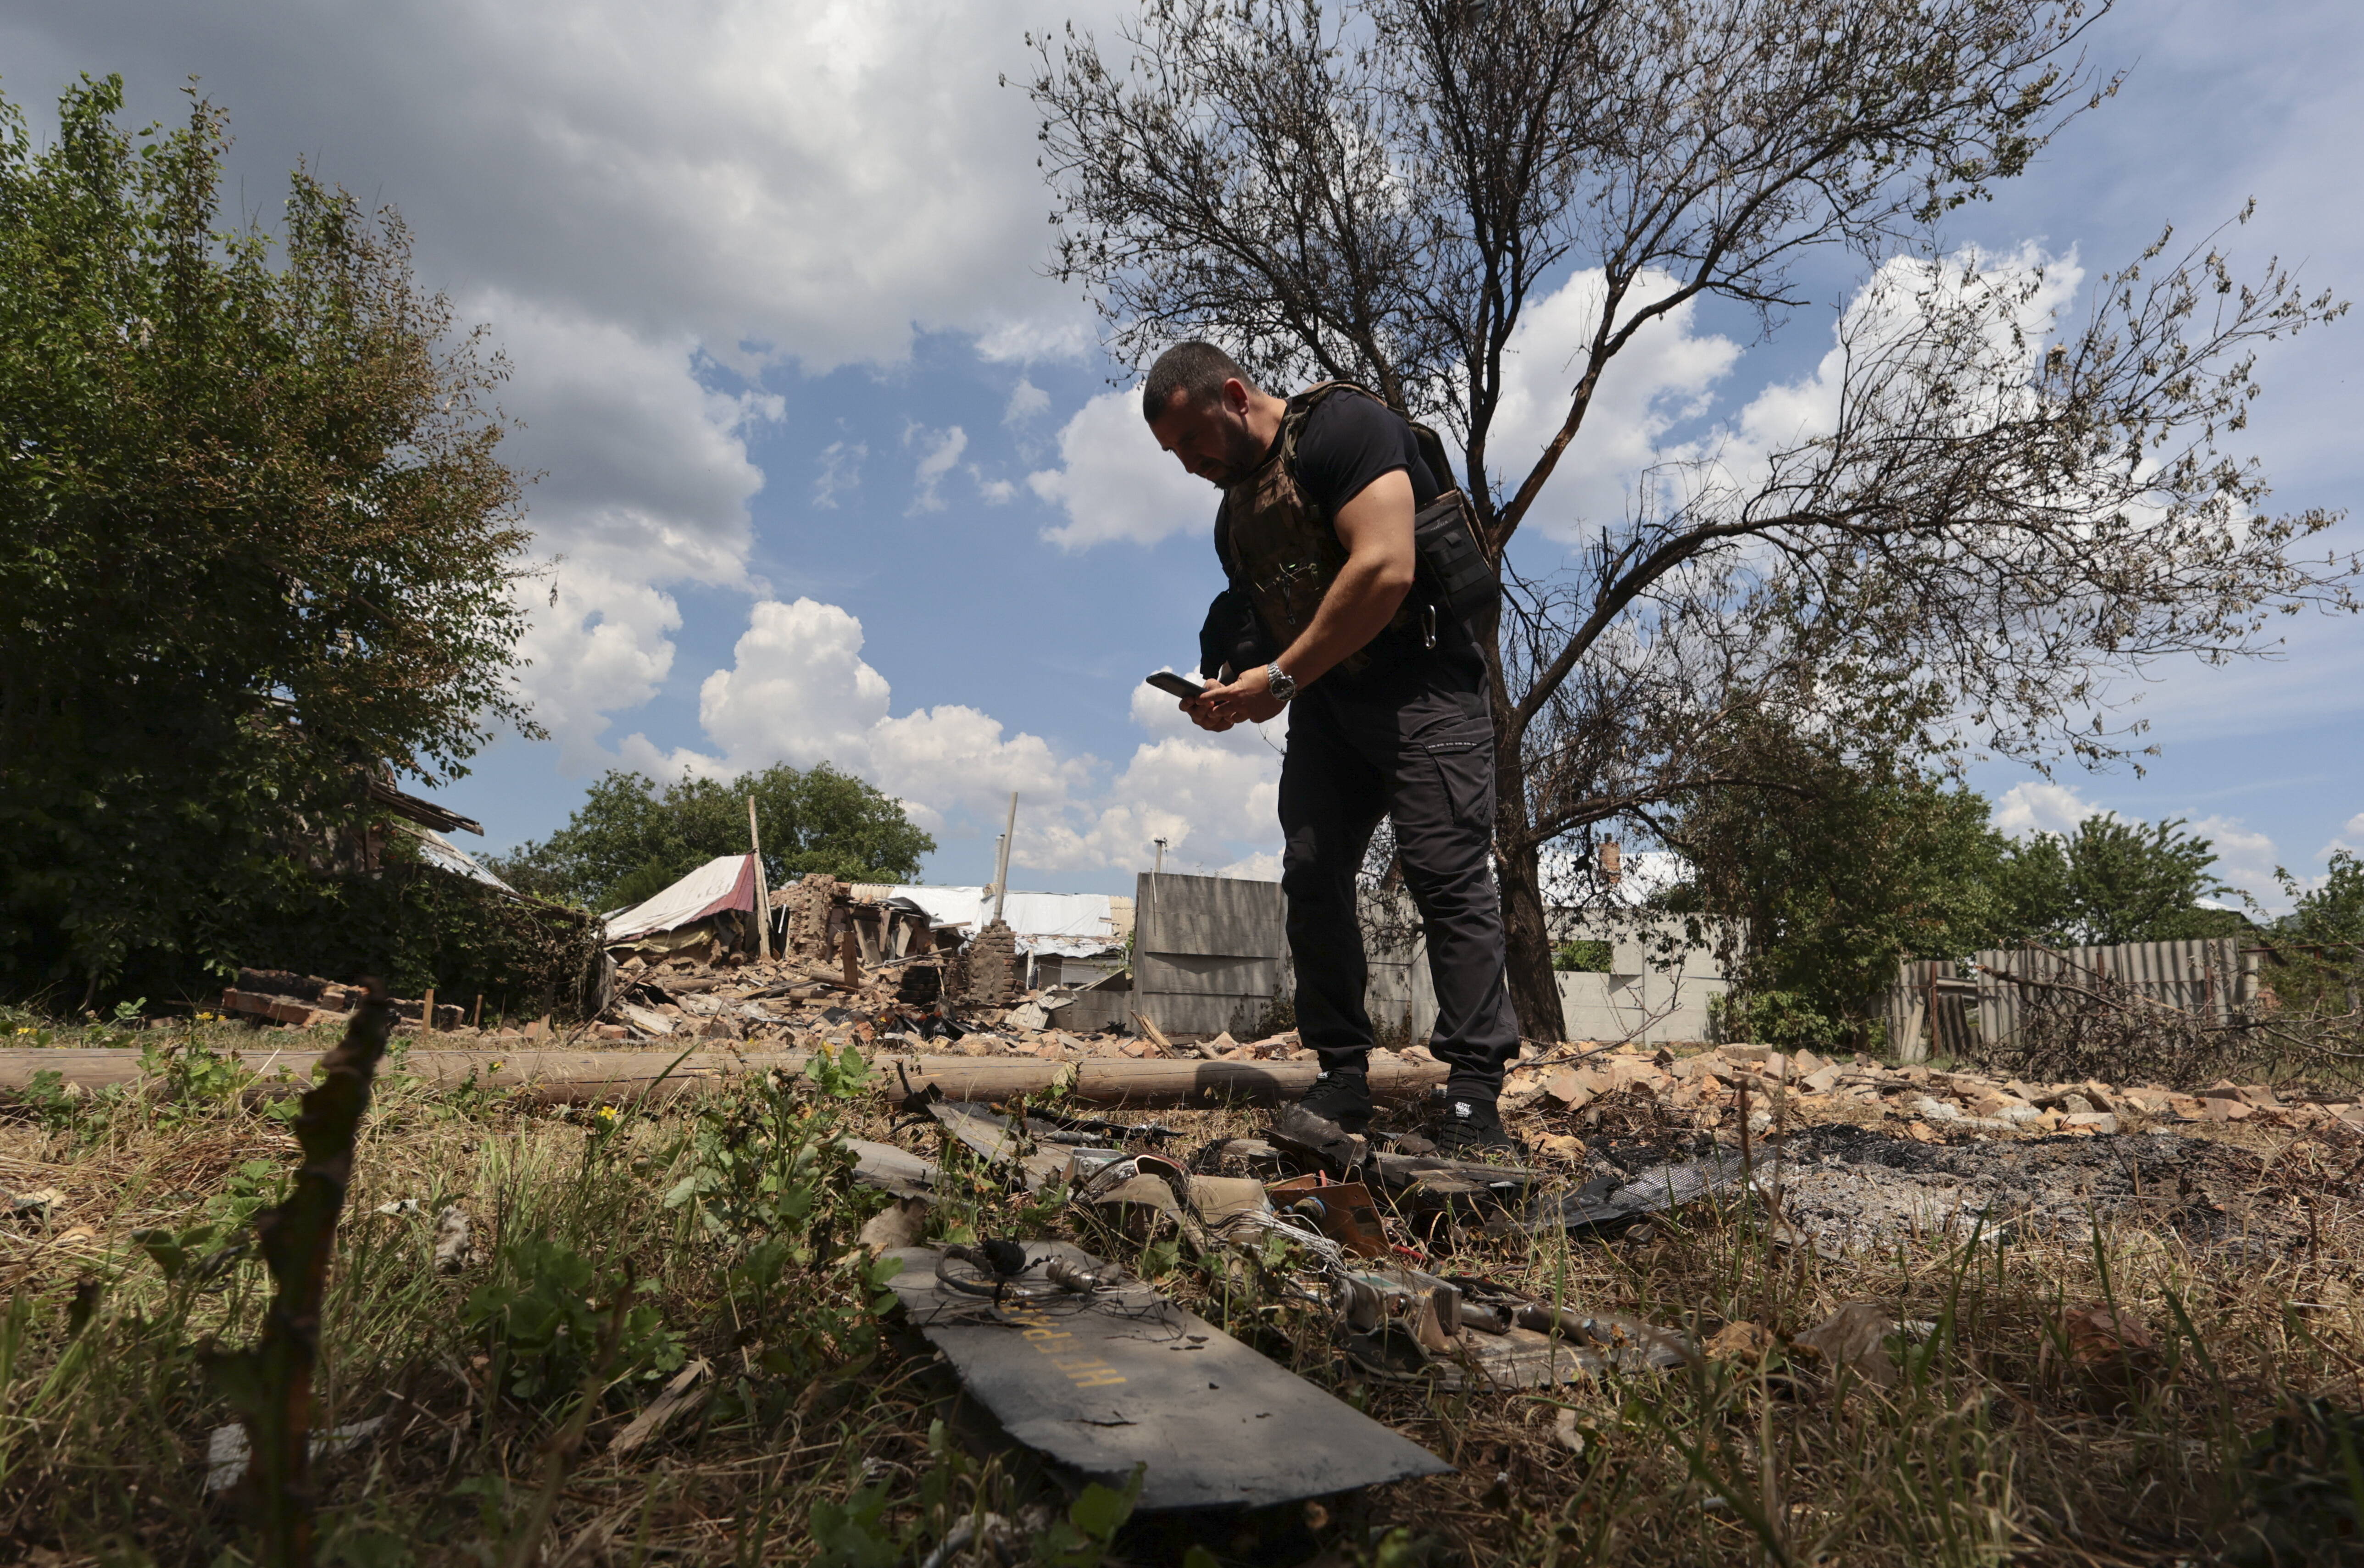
[1668,757,2015,1048]
[1552,940,1612,973]
[2254,849,2364,1019]
[1670,757,2257,1046]
[0,79,531,996]
[491,764,935,911]
[1030,0,2354,1046]
[2286,850,2364,948]
[1996,816,2247,945]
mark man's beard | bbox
[1205,420,1269,488]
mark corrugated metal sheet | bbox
[400,824,519,895]
[1881,940,2257,1061]
[604,855,757,943]
[1134,873,1287,1037]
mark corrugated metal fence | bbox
[1882,939,2258,1063]
[1133,872,1288,1037]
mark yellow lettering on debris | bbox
[1002,1307,1128,1388]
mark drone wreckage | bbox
[855,1076,1730,1513]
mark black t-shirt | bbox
[1286,389,1441,515]
[1208,386,1478,684]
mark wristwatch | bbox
[1264,661,1299,703]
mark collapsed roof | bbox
[604,854,759,945]
[401,824,519,895]
[848,884,1132,957]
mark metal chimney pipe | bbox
[991,791,1018,925]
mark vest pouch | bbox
[1198,586,1274,681]
[1413,489,1500,647]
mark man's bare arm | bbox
[1188,470,1417,729]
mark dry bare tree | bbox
[1028,0,2356,1037]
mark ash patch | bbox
[1751,1124,2300,1257]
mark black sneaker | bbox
[1437,1096,1526,1161]
[1292,1068,1373,1135]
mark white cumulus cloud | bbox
[517,567,684,774]
[620,598,1090,831]
[1751,244,2077,450]
[482,296,781,767]
[2,0,1103,371]
[626,599,1289,875]
[0,0,1129,779]
[1991,781,2111,839]
[2188,814,2280,904]
[1480,268,1743,539]
[1029,390,1220,550]
[1027,267,1749,551]
[1004,377,1052,427]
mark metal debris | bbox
[850,1139,939,1200]
[1517,1150,1747,1235]
[881,1240,1451,1510]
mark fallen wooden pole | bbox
[0,1048,1446,1109]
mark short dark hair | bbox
[1141,341,1253,422]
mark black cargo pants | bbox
[1278,656,1521,1101]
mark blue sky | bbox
[6,0,2358,909]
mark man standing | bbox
[1143,341,1522,1156]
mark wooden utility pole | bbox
[747,795,773,961]
[0,1045,1453,1109]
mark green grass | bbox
[0,1016,2358,1564]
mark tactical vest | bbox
[1217,382,1426,678]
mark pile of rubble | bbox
[853,1039,2353,1508]
[858,1082,1705,1474]
[1496,1039,2364,1149]
[219,971,469,1032]
[603,952,1307,1058]
[208,873,2361,1151]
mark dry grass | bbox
[0,1016,2358,1566]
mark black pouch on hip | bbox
[1198,587,1274,681]
[1412,489,1501,647]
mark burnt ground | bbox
[1749,1124,2340,1258]
[1374,1079,2358,1262]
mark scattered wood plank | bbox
[1130,1013,1176,1057]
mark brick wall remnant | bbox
[896,962,944,1007]
[965,919,1019,1007]
[782,873,842,961]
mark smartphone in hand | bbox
[1144,671,1204,701]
